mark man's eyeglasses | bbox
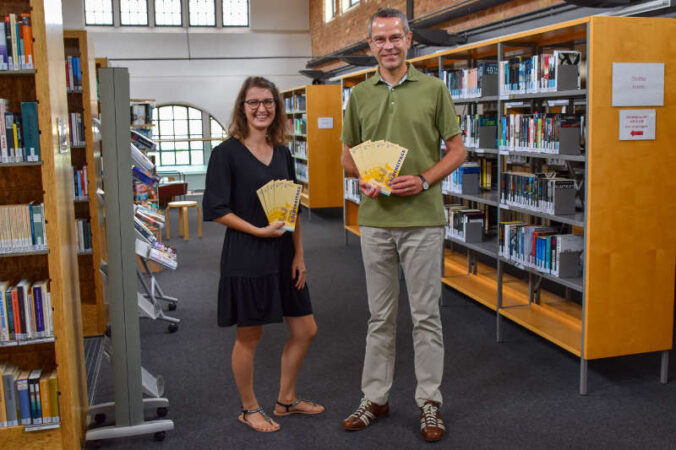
[243,98,275,109]
[371,34,405,48]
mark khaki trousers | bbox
[359,226,444,407]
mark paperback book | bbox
[256,180,303,232]
[349,140,408,196]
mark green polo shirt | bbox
[341,64,461,227]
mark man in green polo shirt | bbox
[340,8,466,443]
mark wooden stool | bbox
[165,201,202,241]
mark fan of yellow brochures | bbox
[349,140,408,195]
[256,180,303,232]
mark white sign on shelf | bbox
[612,63,664,107]
[317,117,333,129]
[619,109,656,141]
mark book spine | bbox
[0,370,6,427]
[4,16,12,70]
[0,287,7,341]
[0,21,6,70]
[20,14,32,69]
[9,14,18,71]
[33,285,44,337]
[17,376,30,425]
[3,371,18,426]
[39,374,50,424]
[21,102,39,161]
[11,288,22,340]
[48,373,59,423]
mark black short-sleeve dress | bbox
[202,137,312,327]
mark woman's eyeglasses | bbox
[244,98,275,109]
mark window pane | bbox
[189,119,202,135]
[85,0,113,25]
[120,0,148,25]
[191,151,204,165]
[159,120,174,136]
[189,0,216,26]
[155,0,182,26]
[190,141,203,150]
[188,107,201,120]
[176,151,190,165]
[223,0,248,27]
[161,152,176,165]
[160,142,174,151]
[173,106,187,120]
[174,121,188,137]
[210,117,227,138]
[159,106,173,120]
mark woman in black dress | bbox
[203,77,324,433]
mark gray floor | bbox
[91,200,676,449]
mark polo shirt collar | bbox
[369,63,420,86]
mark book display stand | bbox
[85,67,173,444]
[340,16,675,394]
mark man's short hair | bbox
[368,8,410,39]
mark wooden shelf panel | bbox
[500,303,582,356]
[345,224,360,237]
[0,425,61,448]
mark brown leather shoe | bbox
[420,400,445,442]
[342,397,389,431]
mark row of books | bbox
[283,95,306,113]
[135,205,165,230]
[73,166,89,199]
[288,140,307,159]
[132,165,158,187]
[1,100,40,163]
[131,103,154,127]
[458,115,497,149]
[499,51,581,96]
[65,55,82,93]
[444,205,485,242]
[294,160,308,183]
[75,219,92,253]
[68,112,85,147]
[0,13,33,71]
[292,117,307,135]
[443,62,498,99]
[0,204,47,254]
[0,280,52,342]
[0,364,59,428]
[500,172,576,216]
[344,177,361,204]
[442,162,481,195]
[131,129,157,151]
[342,87,354,111]
[498,223,584,277]
[498,114,583,153]
[132,143,155,172]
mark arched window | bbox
[151,104,226,167]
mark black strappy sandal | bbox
[273,399,325,417]
[238,406,279,432]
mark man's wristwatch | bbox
[418,175,429,191]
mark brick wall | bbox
[309,0,563,71]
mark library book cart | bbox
[340,16,676,394]
[281,85,343,212]
[63,29,106,338]
[0,0,88,448]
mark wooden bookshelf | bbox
[281,85,343,209]
[0,1,87,448]
[339,16,676,393]
[64,30,106,338]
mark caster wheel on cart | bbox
[154,431,166,441]
[157,407,168,417]
[168,323,178,333]
[167,303,177,311]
